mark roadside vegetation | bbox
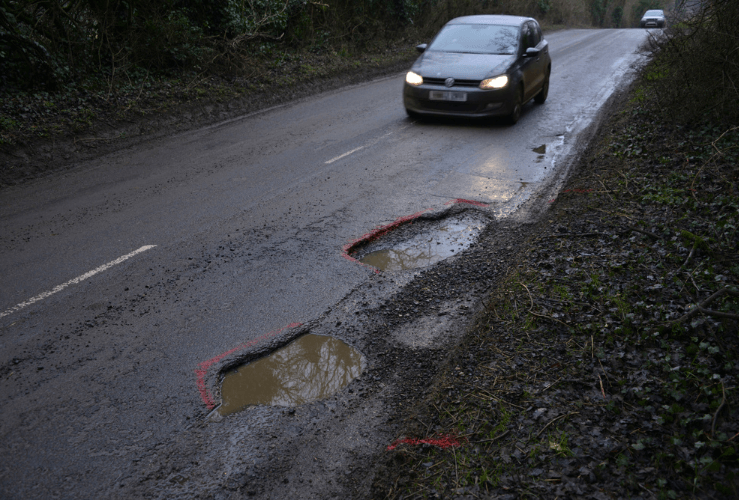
[0,0,669,154]
[372,0,739,497]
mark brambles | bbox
[640,0,739,126]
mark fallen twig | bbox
[536,412,579,438]
[712,381,726,438]
[624,225,661,240]
[697,306,739,320]
[598,179,615,203]
[668,286,739,326]
[473,430,511,444]
[519,282,534,310]
[537,232,603,240]
[683,241,697,268]
[540,376,563,393]
[529,311,570,328]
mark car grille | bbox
[424,77,480,88]
[421,101,482,112]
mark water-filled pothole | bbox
[219,335,363,415]
[357,215,483,271]
[533,144,546,163]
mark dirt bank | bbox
[371,85,739,498]
[0,47,417,189]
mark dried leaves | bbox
[376,90,739,499]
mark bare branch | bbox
[667,286,739,326]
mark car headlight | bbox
[480,75,509,90]
[406,71,423,86]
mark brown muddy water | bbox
[359,218,483,271]
[533,144,546,163]
[219,335,363,415]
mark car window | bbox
[428,24,519,55]
[645,10,663,16]
[528,22,541,46]
[521,24,532,50]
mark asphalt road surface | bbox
[0,29,648,498]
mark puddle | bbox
[533,144,546,163]
[219,335,363,415]
[358,216,482,271]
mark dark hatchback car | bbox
[403,15,551,124]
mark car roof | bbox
[645,10,664,15]
[446,15,533,27]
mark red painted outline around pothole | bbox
[195,322,302,409]
[341,199,489,270]
[341,208,433,272]
[387,434,466,451]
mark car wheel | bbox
[507,87,523,125]
[534,70,550,104]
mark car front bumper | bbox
[641,19,665,28]
[403,83,517,118]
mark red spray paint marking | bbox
[342,199,488,270]
[194,322,302,409]
[341,208,433,270]
[387,434,465,451]
[445,198,490,208]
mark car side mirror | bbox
[524,47,540,57]
[416,44,427,53]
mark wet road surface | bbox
[0,29,647,498]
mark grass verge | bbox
[372,81,739,498]
[0,42,417,148]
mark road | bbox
[0,29,647,498]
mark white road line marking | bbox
[0,245,156,320]
[325,146,366,164]
[324,124,412,165]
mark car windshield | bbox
[428,24,519,55]
[645,10,663,16]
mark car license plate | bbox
[429,91,467,102]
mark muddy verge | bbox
[370,84,739,498]
[0,55,415,189]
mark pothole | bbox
[533,144,546,163]
[353,214,483,272]
[218,335,364,415]
[392,309,459,349]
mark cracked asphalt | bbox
[0,29,648,498]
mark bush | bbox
[1,0,698,93]
[640,0,739,126]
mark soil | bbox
[368,87,739,498]
[2,29,737,499]
[0,46,417,189]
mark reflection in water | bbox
[219,335,363,415]
[533,144,546,163]
[359,219,482,271]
